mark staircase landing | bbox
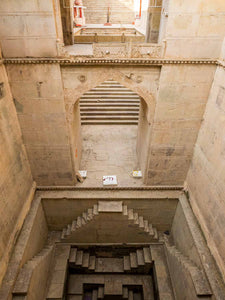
[78,125,142,187]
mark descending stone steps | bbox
[61,202,159,242]
[69,246,152,273]
[80,79,140,125]
[12,245,53,299]
[123,247,152,271]
[165,240,212,297]
[61,204,98,240]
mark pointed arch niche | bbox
[62,67,160,184]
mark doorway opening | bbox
[71,79,151,186]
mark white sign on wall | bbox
[103,175,118,186]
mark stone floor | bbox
[77,125,144,187]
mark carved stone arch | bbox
[64,67,156,183]
[68,69,155,124]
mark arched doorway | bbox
[70,78,153,186]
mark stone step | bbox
[80,95,140,99]
[128,290,134,300]
[92,289,98,300]
[90,87,131,91]
[130,252,138,268]
[136,249,145,266]
[80,103,139,107]
[97,85,125,88]
[98,286,104,299]
[82,212,88,221]
[76,216,82,228]
[75,250,83,266]
[165,242,212,296]
[71,220,77,231]
[128,208,134,220]
[69,247,77,263]
[61,228,67,239]
[80,111,139,116]
[66,224,71,236]
[80,106,139,111]
[89,255,96,270]
[101,80,119,83]
[81,116,139,120]
[133,212,139,225]
[143,247,152,264]
[80,100,139,104]
[153,227,158,240]
[81,116,138,121]
[144,220,149,232]
[13,245,54,298]
[148,224,154,236]
[84,91,137,95]
[87,208,94,220]
[81,215,86,226]
[81,120,138,125]
[122,205,128,216]
[138,216,144,228]
[123,286,129,299]
[123,256,131,271]
[82,252,90,268]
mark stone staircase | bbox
[165,240,212,297]
[61,202,159,242]
[82,0,134,24]
[61,204,99,240]
[80,80,140,125]
[12,245,53,299]
[123,247,152,271]
[68,246,152,272]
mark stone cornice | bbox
[36,185,183,191]
[3,57,219,66]
[217,60,225,69]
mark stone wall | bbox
[145,0,162,43]
[146,64,216,185]
[0,0,58,57]
[6,64,75,186]
[164,0,225,59]
[0,57,33,284]
[186,40,225,280]
[82,0,135,24]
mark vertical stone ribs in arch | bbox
[61,201,159,242]
[79,79,140,125]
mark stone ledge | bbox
[36,185,183,191]
[3,58,219,66]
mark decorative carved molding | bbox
[217,60,225,69]
[3,58,218,66]
[36,185,183,191]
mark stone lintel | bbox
[98,201,123,212]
